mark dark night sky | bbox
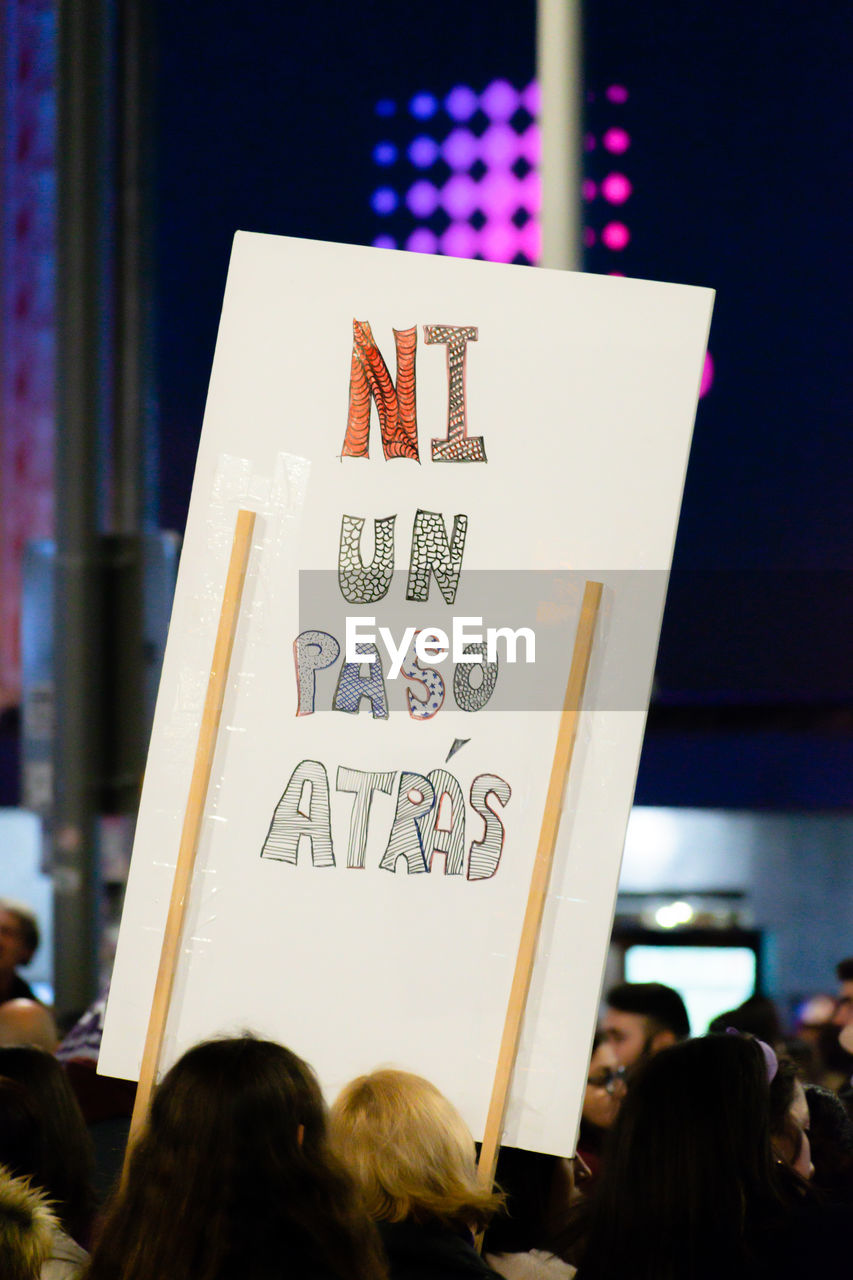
[153,1,853,807]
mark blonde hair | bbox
[328,1069,503,1231]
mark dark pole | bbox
[106,0,157,814]
[54,0,114,1016]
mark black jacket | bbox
[381,1220,505,1280]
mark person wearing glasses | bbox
[576,1032,627,1186]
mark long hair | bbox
[0,1045,95,1244]
[569,1034,797,1280]
[329,1068,503,1231]
[82,1035,386,1280]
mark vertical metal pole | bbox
[537,0,582,271]
[54,0,114,1016]
[106,0,158,814]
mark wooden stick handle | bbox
[125,508,257,1155]
[477,580,603,1192]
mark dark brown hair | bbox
[0,1045,95,1244]
[561,1035,805,1280]
[82,1035,387,1280]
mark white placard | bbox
[99,233,713,1155]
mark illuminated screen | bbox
[624,944,757,1037]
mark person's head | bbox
[0,903,39,978]
[582,1031,626,1133]
[571,1035,795,1280]
[0,1045,94,1244]
[328,1068,503,1232]
[804,1084,853,1201]
[768,1054,813,1181]
[707,994,781,1046]
[0,1166,57,1280]
[84,1035,385,1280]
[603,982,690,1070]
[833,958,853,1027]
[0,1000,59,1052]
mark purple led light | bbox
[375,99,396,117]
[442,128,479,171]
[371,187,398,215]
[409,135,440,168]
[518,219,541,263]
[521,80,540,116]
[700,352,714,397]
[373,235,397,249]
[406,228,439,254]
[406,180,439,217]
[584,133,597,152]
[441,222,479,258]
[478,171,520,219]
[440,174,479,220]
[602,127,630,154]
[480,221,517,263]
[583,227,597,248]
[582,179,598,201]
[410,92,438,120]
[606,85,629,104]
[481,123,519,169]
[445,85,478,122]
[602,221,630,250]
[481,79,519,122]
[519,123,541,165]
[601,172,632,204]
[373,142,397,166]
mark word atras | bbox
[260,759,511,880]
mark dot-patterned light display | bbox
[0,0,57,697]
[370,78,542,265]
[371,77,714,395]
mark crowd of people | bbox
[0,894,851,1278]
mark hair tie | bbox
[725,1026,778,1082]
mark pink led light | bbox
[480,123,519,169]
[583,227,597,248]
[700,352,714,397]
[521,80,541,116]
[481,79,519,122]
[445,85,478,122]
[477,171,521,219]
[601,172,632,204]
[603,127,630,154]
[582,179,598,201]
[584,133,597,151]
[602,221,630,250]
[609,271,625,277]
[406,228,438,254]
[480,221,517,263]
[406,180,439,217]
[440,174,479,220]
[442,128,479,171]
[518,123,541,166]
[518,219,541,263]
[441,223,479,258]
[519,169,541,215]
[606,85,629,103]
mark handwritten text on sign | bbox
[260,321,514,882]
